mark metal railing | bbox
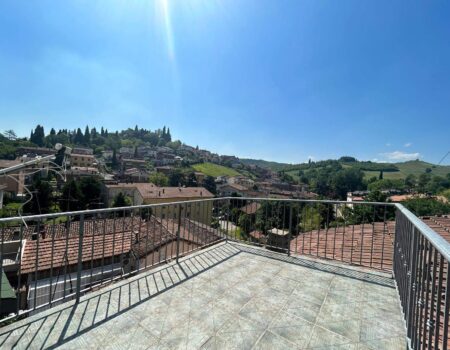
[0,197,449,350]
[394,205,450,350]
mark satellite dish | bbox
[55,143,63,151]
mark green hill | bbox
[395,160,450,177]
[192,162,241,177]
[282,159,450,182]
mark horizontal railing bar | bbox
[395,203,450,261]
[0,197,395,224]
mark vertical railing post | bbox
[287,204,293,257]
[406,226,418,339]
[176,205,182,263]
[75,214,84,303]
[225,199,229,242]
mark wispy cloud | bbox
[385,143,391,147]
[404,142,412,147]
[381,151,420,162]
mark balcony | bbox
[0,198,449,349]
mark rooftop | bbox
[106,183,214,199]
[0,242,405,349]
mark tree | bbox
[405,174,416,189]
[111,149,118,169]
[60,177,103,211]
[379,170,384,180]
[203,176,217,195]
[403,198,450,217]
[238,213,252,235]
[3,130,17,140]
[298,205,322,232]
[418,173,432,193]
[169,169,185,187]
[73,128,84,145]
[331,168,365,199]
[149,172,169,186]
[112,192,131,208]
[78,177,103,209]
[24,178,53,214]
[186,172,197,187]
[30,125,45,146]
[84,126,91,145]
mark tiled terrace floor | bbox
[0,242,406,349]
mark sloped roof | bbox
[21,232,132,274]
[1,269,16,300]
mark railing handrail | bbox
[1,196,449,261]
[0,197,395,224]
[395,203,450,261]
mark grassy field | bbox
[363,170,405,180]
[192,162,241,177]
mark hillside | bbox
[240,158,289,171]
[266,158,450,182]
[192,162,241,177]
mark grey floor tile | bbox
[0,243,407,350]
[307,325,354,348]
[254,330,297,350]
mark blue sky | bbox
[0,1,449,164]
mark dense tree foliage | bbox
[149,172,169,186]
[403,198,450,217]
[60,177,103,211]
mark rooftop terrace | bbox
[0,242,405,349]
[0,197,449,349]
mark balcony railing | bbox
[0,197,449,349]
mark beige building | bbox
[70,154,95,168]
[103,183,214,224]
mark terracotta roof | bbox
[421,215,450,244]
[105,183,213,199]
[240,202,261,215]
[0,159,21,168]
[21,232,132,274]
[1,217,142,241]
[290,221,396,272]
[138,186,214,199]
[249,230,264,240]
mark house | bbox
[228,176,255,189]
[72,147,93,155]
[120,158,147,171]
[216,183,248,197]
[155,166,173,175]
[102,150,113,161]
[20,227,133,309]
[120,168,151,183]
[64,166,100,180]
[0,160,25,200]
[70,154,95,168]
[119,147,134,158]
[16,147,54,157]
[194,172,205,185]
[103,183,214,224]
[240,202,261,216]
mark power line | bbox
[438,151,450,165]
